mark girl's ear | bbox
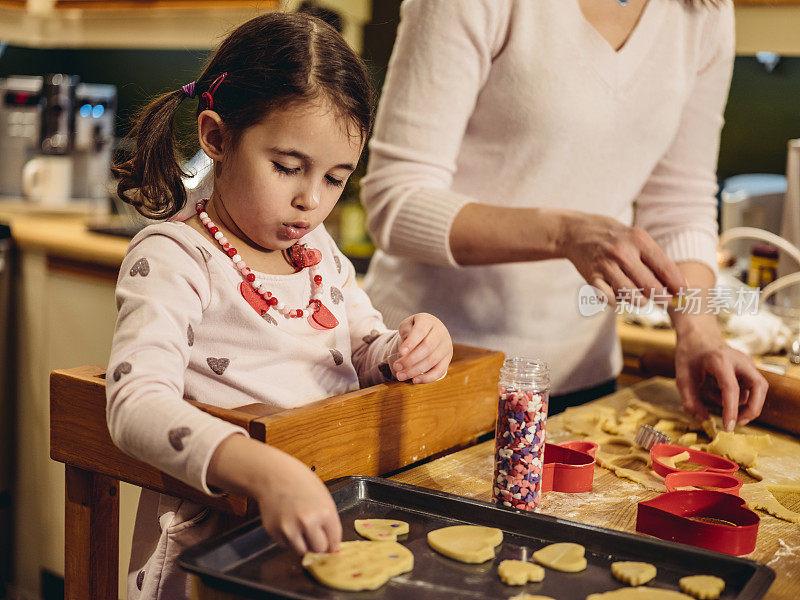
[197,110,226,162]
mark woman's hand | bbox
[561,213,687,305]
[394,312,453,383]
[674,318,768,431]
[208,435,341,555]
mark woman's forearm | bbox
[448,203,574,265]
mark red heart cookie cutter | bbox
[650,443,739,478]
[664,472,743,496]
[636,490,759,555]
[541,441,598,493]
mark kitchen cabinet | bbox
[7,214,137,599]
[0,0,370,52]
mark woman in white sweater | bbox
[361,0,767,430]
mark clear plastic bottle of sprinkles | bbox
[493,357,550,512]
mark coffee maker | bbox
[0,74,116,204]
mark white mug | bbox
[22,155,72,206]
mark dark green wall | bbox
[1,44,798,179]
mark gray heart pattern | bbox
[207,357,230,375]
[168,427,191,451]
[197,246,212,262]
[362,329,380,344]
[334,255,342,273]
[378,362,393,380]
[262,312,277,326]
[129,257,150,277]
[187,324,194,346]
[330,286,344,305]
[136,570,145,590]
[113,361,132,382]
[330,348,343,366]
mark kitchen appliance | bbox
[720,174,786,260]
[0,74,116,204]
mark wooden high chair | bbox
[50,344,504,600]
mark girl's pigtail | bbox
[112,90,189,220]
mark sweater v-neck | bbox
[567,0,665,90]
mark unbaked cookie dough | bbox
[587,589,693,599]
[427,525,503,563]
[354,518,409,541]
[532,542,587,572]
[611,561,657,586]
[497,559,545,585]
[679,574,725,600]
[658,451,691,470]
[302,540,413,591]
[740,482,800,523]
[508,595,555,600]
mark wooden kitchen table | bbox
[391,377,800,600]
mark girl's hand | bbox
[394,313,453,383]
[674,321,768,431]
[561,213,687,305]
[208,436,341,555]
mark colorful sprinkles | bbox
[493,386,549,511]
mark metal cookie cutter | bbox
[664,472,744,496]
[541,441,598,493]
[634,424,670,450]
[636,490,759,555]
[650,443,739,478]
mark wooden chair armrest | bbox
[50,345,504,515]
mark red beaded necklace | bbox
[195,199,338,330]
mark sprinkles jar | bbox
[493,357,550,512]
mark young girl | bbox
[108,12,452,599]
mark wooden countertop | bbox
[391,377,800,600]
[0,203,131,268]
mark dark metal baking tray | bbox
[178,476,774,599]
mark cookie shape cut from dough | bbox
[611,561,657,586]
[497,559,545,585]
[427,525,503,563]
[302,540,413,591]
[588,589,693,600]
[532,542,587,572]
[679,575,725,599]
[354,518,409,541]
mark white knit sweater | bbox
[362,0,734,394]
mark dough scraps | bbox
[302,540,413,591]
[532,542,587,572]
[497,559,545,585]
[354,518,409,541]
[427,525,503,563]
[706,431,772,469]
[610,561,657,586]
[679,574,725,600]
[657,451,691,470]
[740,482,800,524]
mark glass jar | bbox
[493,357,550,512]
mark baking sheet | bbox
[179,476,774,599]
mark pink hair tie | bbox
[181,81,196,98]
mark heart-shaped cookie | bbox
[354,519,409,541]
[679,575,725,600]
[497,559,545,585]
[611,561,656,586]
[427,525,503,563]
[532,542,587,572]
[302,540,413,591]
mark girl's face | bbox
[210,99,363,251]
